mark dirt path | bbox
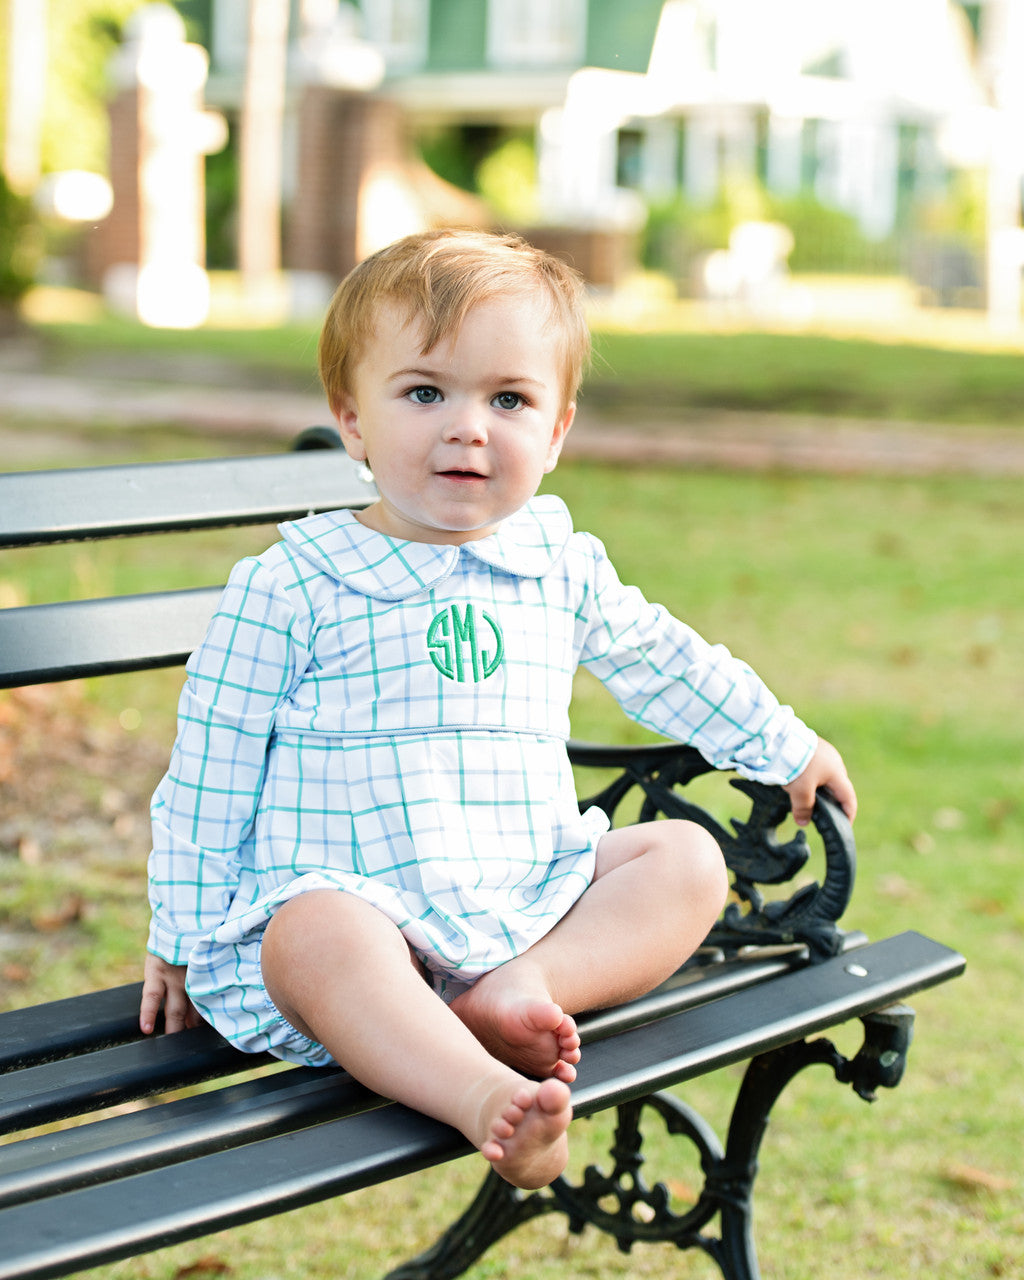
[2,366,1023,475]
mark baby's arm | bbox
[144,557,308,1030]
[575,536,856,827]
[140,953,201,1034]
[783,737,857,827]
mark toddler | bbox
[141,229,856,1190]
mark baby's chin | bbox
[354,503,505,546]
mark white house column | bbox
[537,69,645,228]
[834,114,898,238]
[683,110,719,204]
[766,114,803,196]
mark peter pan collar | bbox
[279,495,573,600]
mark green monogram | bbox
[427,603,504,682]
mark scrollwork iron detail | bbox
[550,1093,724,1254]
[569,740,856,959]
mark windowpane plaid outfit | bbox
[147,496,816,1065]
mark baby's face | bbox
[334,293,575,544]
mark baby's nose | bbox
[444,404,488,444]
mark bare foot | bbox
[480,1078,572,1189]
[451,973,580,1081]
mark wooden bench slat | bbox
[0,951,784,1070]
[0,1027,270,1136]
[570,931,963,1111]
[0,1068,369,1210]
[2,1101,463,1280]
[0,452,373,548]
[0,984,145,1072]
[0,588,222,686]
[0,932,964,1280]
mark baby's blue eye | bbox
[494,392,523,411]
[410,386,441,404]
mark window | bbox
[616,129,644,189]
[211,0,250,73]
[361,0,428,69]
[487,0,585,68]
[210,0,302,75]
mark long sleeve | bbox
[147,557,311,964]
[575,536,816,783]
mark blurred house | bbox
[182,0,668,287]
[177,0,1008,298]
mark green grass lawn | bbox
[587,327,1024,424]
[25,300,1024,427]
[1,448,1019,1279]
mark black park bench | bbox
[0,430,965,1280]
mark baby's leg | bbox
[461,820,727,1053]
[260,890,572,1189]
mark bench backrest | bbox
[0,432,375,687]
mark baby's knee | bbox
[262,889,363,986]
[265,888,337,946]
[261,890,391,1039]
[659,820,730,912]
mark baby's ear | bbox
[334,395,367,462]
[544,402,576,473]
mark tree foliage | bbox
[1,0,153,177]
[0,170,41,307]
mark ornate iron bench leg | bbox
[385,1004,916,1280]
[382,1172,559,1280]
[715,1003,917,1279]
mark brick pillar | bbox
[82,88,143,285]
[285,87,410,282]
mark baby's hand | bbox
[784,738,857,829]
[140,953,201,1035]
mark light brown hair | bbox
[318,229,590,416]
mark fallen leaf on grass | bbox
[984,797,1017,832]
[666,1178,700,1203]
[969,898,1006,918]
[942,1161,1015,1193]
[32,895,85,932]
[889,644,920,667]
[18,836,42,866]
[174,1257,233,1279]
[877,873,918,903]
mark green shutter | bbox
[584,0,664,73]
[427,0,487,70]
